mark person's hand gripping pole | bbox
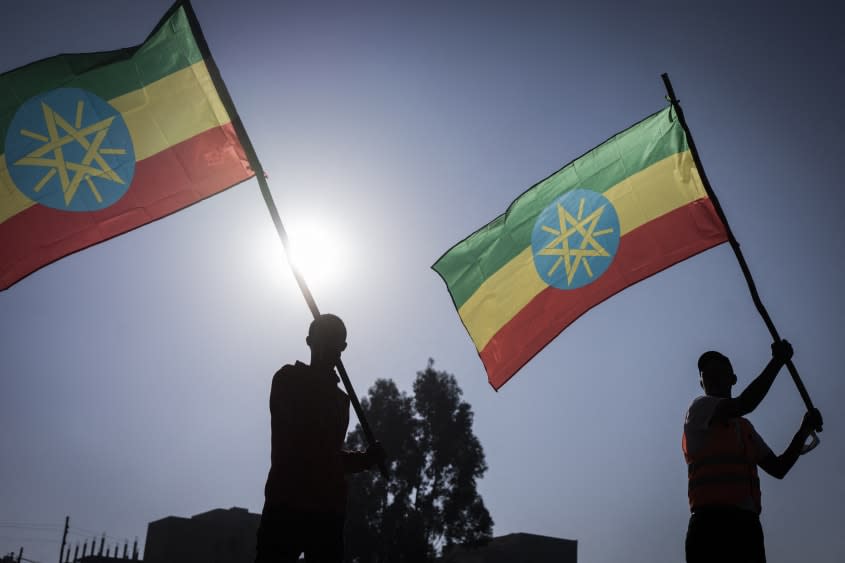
[772,340,821,454]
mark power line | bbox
[0,522,137,549]
[0,525,61,531]
[0,535,59,543]
[0,520,58,526]
[67,529,128,543]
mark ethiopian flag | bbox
[433,107,728,390]
[0,1,254,289]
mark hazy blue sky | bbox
[1,1,843,562]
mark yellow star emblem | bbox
[536,196,615,285]
[14,98,127,206]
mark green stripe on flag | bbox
[433,107,689,310]
[0,3,202,143]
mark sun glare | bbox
[286,220,346,286]
[249,209,357,298]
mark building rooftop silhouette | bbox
[143,507,259,563]
[440,532,577,563]
[143,506,576,563]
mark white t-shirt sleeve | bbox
[684,395,722,430]
[683,395,723,456]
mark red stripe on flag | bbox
[479,198,727,390]
[0,122,253,289]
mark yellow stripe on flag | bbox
[0,155,34,223]
[458,150,706,351]
[112,61,230,161]
[0,61,230,223]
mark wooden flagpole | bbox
[661,73,820,452]
[182,0,388,477]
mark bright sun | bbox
[285,220,346,285]
[249,211,355,295]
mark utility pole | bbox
[17,547,22,563]
[58,516,69,563]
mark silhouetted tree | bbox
[344,360,493,563]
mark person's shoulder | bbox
[279,361,307,373]
[273,362,309,383]
[689,395,721,409]
[685,395,722,427]
[686,395,719,413]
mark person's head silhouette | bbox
[697,351,737,398]
[307,314,347,369]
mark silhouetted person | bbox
[683,340,823,563]
[255,314,384,563]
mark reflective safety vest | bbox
[682,417,762,514]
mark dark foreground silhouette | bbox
[255,314,384,563]
[682,340,822,562]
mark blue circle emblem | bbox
[5,87,135,212]
[531,189,620,290]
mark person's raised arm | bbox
[759,408,823,479]
[712,340,793,422]
[737,340,793,412]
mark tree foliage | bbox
[344,360,493,563]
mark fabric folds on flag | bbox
[0,1,254,289]
[433,107,728,390]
